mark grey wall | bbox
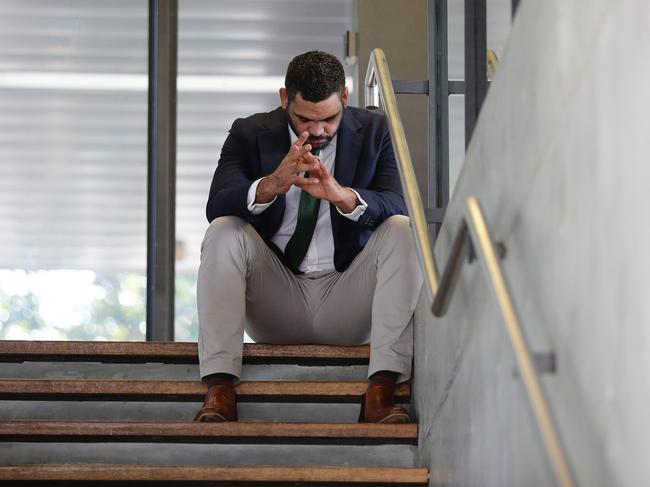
[357,0,429,197]
[413,0,650,485]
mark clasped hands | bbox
[255,131,359,213]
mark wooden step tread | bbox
[0,465,430,484]
[0,379,410,402]
[0,341,370,364]
[0,420,417,443]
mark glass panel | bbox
[448,94,465,194]
[0,0,148,341]
[448,0,465,81]
[447,0,512,196]
[448,0,465,195]
[175,0,357,341]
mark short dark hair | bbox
[284,50,345,103]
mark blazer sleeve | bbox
[205,118,255,223]
[352,118,408,230]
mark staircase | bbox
[0,341,431,485]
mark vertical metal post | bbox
[464,0,487,148]
[147,0,177,341]
[427,0,450,223]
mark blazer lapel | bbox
[334,109,363,188]
[257,108,290,177]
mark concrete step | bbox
[0,341,421,481]
[0,379,410,402]
[0,464,430,486]
[0,420,417,444]
[0,421,419,468]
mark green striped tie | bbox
[284,147,321,272]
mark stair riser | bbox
[0,401,411,422]
[0,443,418,467]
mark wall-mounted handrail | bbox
[487,48,500,80]
[365,48,575,487]
[466,197,574,487]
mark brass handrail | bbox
[487,48,500,80]
[365,48,440,300]
[365,48,575,487]
[466,197,574,487]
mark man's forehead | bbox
[290,92,343,120]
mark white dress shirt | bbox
[246,126,368,273]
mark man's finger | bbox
[288,145,312,165]
[303,151,319,162]
[306,162,327,178]
[289,132,310,155]
[295,162,319,174]
[296,132,310,149]
[294,176,320,188]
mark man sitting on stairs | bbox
[194,50,423,424]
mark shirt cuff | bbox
[247,178,276,214]
[336,188,368,222]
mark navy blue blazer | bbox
[206,105,407,272]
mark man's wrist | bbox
[255,177,278,204]
[334,187,360,214]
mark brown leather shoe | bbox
[358,383,411,424]
[193,385,237,422]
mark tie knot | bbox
[310,147,320,157]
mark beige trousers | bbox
[197,215,423,383]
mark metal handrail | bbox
[365,49,440,300]
[365,48,575,487]
[487,48,500,80]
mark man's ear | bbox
[341,87,349,108]
[279,87,289,109]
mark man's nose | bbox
[308,122,325,137]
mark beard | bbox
[287,113,342,151]
[306,134,334,149]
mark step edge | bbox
[0,341,371,362]
[0,464,430,483]
[0,379,411,398]
[0,420,418,440]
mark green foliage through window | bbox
[0,270,199,341]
